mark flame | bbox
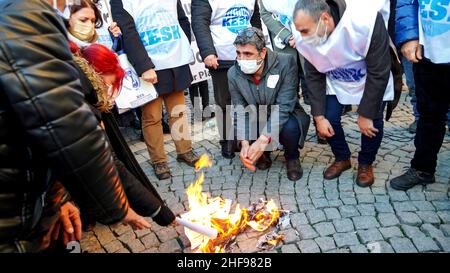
[183,154,281,253]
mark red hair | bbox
[69,41,124,97]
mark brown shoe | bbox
[153,162,171,180]
[177,150,199,167]
[323,159,351,180]
[356,164,374,187]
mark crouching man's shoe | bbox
[255,152,272,170]
[286,159,303,181]
[153,162,171,180]
[177,151,199,167]
[356,164,374,187]
[390,168,435,191]
[221,140,235,159]
[323,159,351,180]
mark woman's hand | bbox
[142,69,158,84]
[109,22,122,37]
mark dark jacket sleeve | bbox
[358,13,391,120]
[261,54,299,138]
[110,0,154,76]
[250,1,262,30]
[228,68,250,141]
[0,0,129,225]
[177,0,191,41]
[304,59,327,117]
[191,0,217,60]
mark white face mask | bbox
[237,59,263,74]
[302,18,328,47]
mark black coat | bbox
[75,59,175,226]
[191,0,262,69]
[0,0,128,252]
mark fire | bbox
[182,154,282,253]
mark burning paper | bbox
[180,154,285,253]
[256,231,285,251]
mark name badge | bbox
[267,75,280,89]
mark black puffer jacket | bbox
[0,0,129,252]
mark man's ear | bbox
[261,47,268,59]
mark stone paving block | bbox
[155,227,178,243]
[437,211,450,223]
[297,240,321,253]
[296,225,319,240]
[401,225,426,239]
[440,224,450,237]
[357,194,375,204]
[357,229,384,244]
[282,228,300,244]
[411,236,441,252]
[324,208,341,220]
[350,245,368,253]
[281,244,300,253]
[103,240,123,253]
[412,201,436,211]
[377,213,400,227]
[393,201,418,212]
[416,211,441,224]
[315,237,336,252]
[339,205,360,218]
[352,216,380,230]
[290,213,309,227]
[421,224,444,239]
[313,222,336,237]
[306,209,326,224]
[141,233,160,249]
[374,202,395,213]
[333,218,355,233]
[367,241,394,253]
[158,239,182,253]
[117,230,136,244]
[379,226,403,239]
[333,232,360,248]
[398,212,423,226]
[125,239,146,253]
[435,236,450,252]
[389,237,418,253]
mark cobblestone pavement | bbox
[80,91,450,253]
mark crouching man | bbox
[293,0,396,187]
[228,27,310,181]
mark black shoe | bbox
[408,121,417,134]
[153,162,171,180]
[286,159,303,181]
[255,152,272,170]
[390,168,435,191]
[221,140,235,159]
[162,119,170,134]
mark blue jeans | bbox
[325,95,384,165]
[279,115,301,160]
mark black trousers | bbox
[209,69,233,142]
[411,60,450,174]
[188,80,209,109]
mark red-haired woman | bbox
[70,41,176,228]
